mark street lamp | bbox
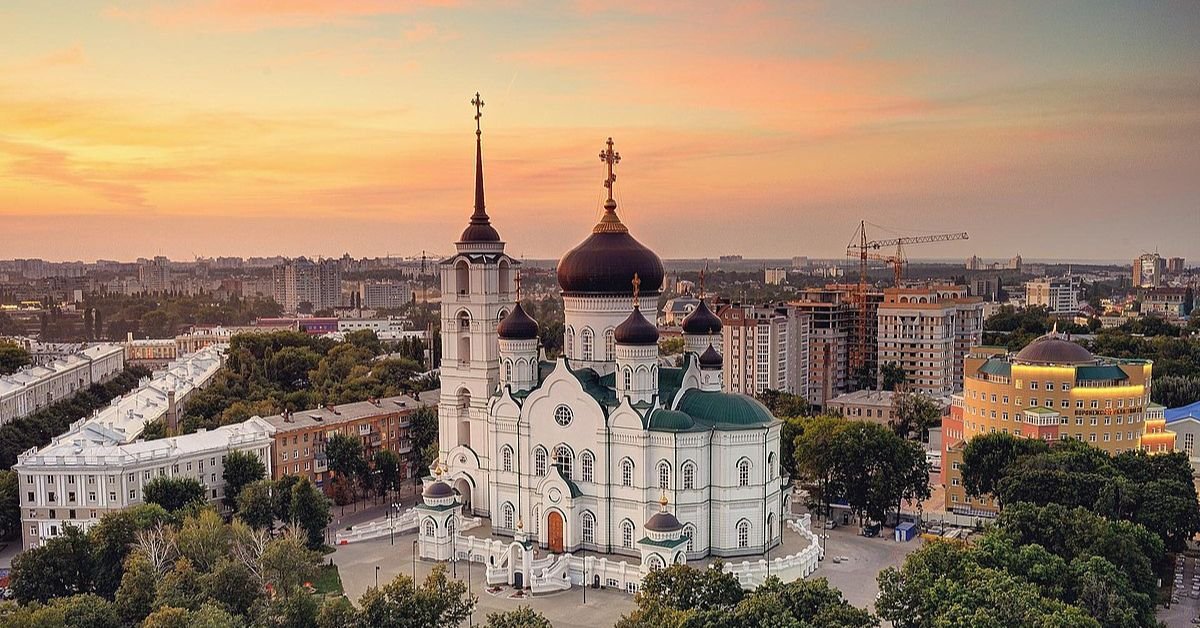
[375,565,380,588]
[412,539,418,581]
[582,560,587,605]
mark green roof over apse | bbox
[1075,365,1129,382]
[978,359,1012,377]
[676,389,775,428]
[647,408,699,432]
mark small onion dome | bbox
[698,344,723,369]
[460,221,500,243]
[681,300,722,335]
[422,480,454,499]
[496,303,539,340]
[1014,333,1095,365]
[645,500,684,533]
[614,306,659,345]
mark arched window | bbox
[621,520,634,549]
[502,503,514,530]
[623,367,632,391]
[447,517,456,538]
[581,511,596,544]
[737,459,751,487]
[683,524,695,552]
[737,520,750,549]
[457,310,471,330]
[767,513,776,543]
[455,260,470,295]
[581,328,594,361]
[604,329,615,361]
[498,260,511,294]
[501,445,513,473]
[581,451,595,483]
[554,444,574,479]
[657,461,670,490]
[682,461,695,490]
[768,453,777,480]
[621,459,633,487]
[504,359,512,382]
[423,519,436,537]
[647,554,664,570]
[565,327,575,358]
[534,447,547,476]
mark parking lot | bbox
[807,522,924,610]
[1160,554,1200,627]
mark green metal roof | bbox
[638,536,688,549]
[1024,406,1059,415]
[658,356,689,406]
[1075,365,1128,382]
[977,359,1012,377]
[647,408,698,432]
[564,361,617,408]
[676,389,774,428]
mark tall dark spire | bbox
[460,92,501,243]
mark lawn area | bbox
[311,563,344,597]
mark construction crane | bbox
[844,221,969,386]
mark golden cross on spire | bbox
[514,269,522,301]
[699,262,708,299]
[599,137,621,204]
[471,92,484,136]
[632,273,641,308]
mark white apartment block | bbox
[354,280,414,309]
[14,417,274,549]
[272,258,341,314]
[876,286,983,396]
[720,304,810,397]
[0,344,125,426]
[1025,275,1082,315]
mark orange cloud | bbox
[105,0,460,32]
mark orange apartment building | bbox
[262,392,438,493]
[942,330,1171,516]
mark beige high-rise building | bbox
[790,285,881,406]
[876,285,983,396]
[720,304,810,398]
[1133,253,1166,288]
[272,257,341,314]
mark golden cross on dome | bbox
[514,269,522,300]
[632,273,641,307]
[699,263,708,299]
[599,137,621,203]
[471,92,484,136]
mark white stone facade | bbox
[0,344,125,426]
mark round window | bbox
[554,405,573,427]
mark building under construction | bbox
[790,284,882,407]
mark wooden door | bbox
[547,511,564,553]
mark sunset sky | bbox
[2,1,1198,262]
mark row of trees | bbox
[960,433,1200,552]
[877,502,1164,627]
[84,293,284,342]
[617,563,876,627]
[0,366,150,470]
[178,330,437,433]
[0,341,31,375]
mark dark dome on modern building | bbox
[557,207,664,297]
[645,509,684,532]
[422,480,455,499]
[614,306,659,345]
[1014,332,1096,365]
[681,299,722,335]
[496,303,539,340]
[698,344,723,368]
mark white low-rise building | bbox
[14,417,274,549]
[0,344,125,426]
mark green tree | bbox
[484,605,553,628]
[879,361,906,392]
[90,502,171,599]
[141,606,192,628]
[829,421,930,524]
[408,406,439,483]
[268,346,322,390]
[373,449,401,497]
[10,525,95,603]
[289,477,332,549]
[261,527,323,595]
[273,474,301,521]
[757,389,811,418]
[0,470,19,540]
[0,342,31,375]
[6,593,122,628]
[253,591,318,628]
[199,558,262,619]
[358,565,474,628]
[752,576,877,627]
[792,416,848,520]
[176,509,230,572]
[625,562,744,617]
[959,432,1050,503]
[223,450,267,508]
[324,433,367,500]
[154,558,204,611]
[115,553,158,625]
[888,391,941,440]
[236,479,277,529]
[1151,374,1200,407]
[316,596,359,628]
[144,476,206,513]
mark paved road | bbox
[1161,553,1200,628]
[809,523,922,611]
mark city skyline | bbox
[3,1,1199,261]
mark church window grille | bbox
[657,462,670,490]
[582,512,596,544]
[647,554,664,571]
[682,462,695,490]
[534,447,547,476]
[554,405,573,427]
[621,460,633,487]
[737,520,750,548]
[604,329,615,361]
[623,368,632,390]
[684,525,695,552]
[504,360,512,382]
[554,445,574,479]
[581,328,594,361]
[565,328,575,358]
[737,460,750,487]
[768,453,776,479]
[423,519,435,537]
[581,452,595,483]
[501,446,513,473]
[621,520,634,549]
[502,503,514,530]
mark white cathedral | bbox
[432,101,785,563]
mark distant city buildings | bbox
[1137,287,1191,318]
[352,280,413,310]
[1024,275,1082,315]
[1132,253,1166,288]
[272,257,341,314]
[965,255,1022,272]
[875,285,983,396]
[825,389,898,426]
[790,285,880,407]
[719,303,810,397]
[764,268,788,285]
[0,344,125,425]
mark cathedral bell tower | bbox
[438,93,516,501]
